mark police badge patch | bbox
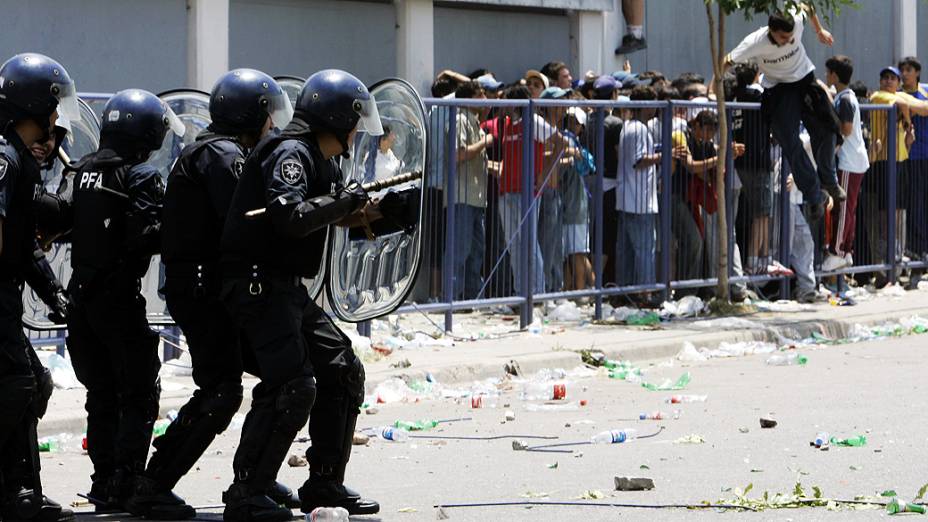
[0,158,7,182]
[280,158,303,185]
[232,158,245,179]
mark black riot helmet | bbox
[0,53,80,132]
[209,68,293,135]
[100,89,185,157]
[293,69,383,153]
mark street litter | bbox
[811,432,829,449]
[887,497,926,514]
[308,506,349,521]
[352,432,370,445]
[766,352,808,366]
[666,394,707,404]
[45,354,82,389]
[287,454,307,467]
[592,429,637,444]
[521,381,567,401]
[755,300,813,312]
[687,317,765,330]
[38,433,72,453]
[660,295,705,318]
[548,301,582,321]
[830,435,867,447]
[879,284,907,298]
[614,477,655,491]
[376,426,409,442]
[759,418,778,429]
[512,440,529,451]
[641,372,691,391]
[674,434,705,444]
[524,402,580,412]
[575,490,606,500]
[504,410,516,421]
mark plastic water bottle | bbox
[521,382,567,401]
[812,432,829,448]
[153,419,170,437]
[766,353,808,366]
[639,410,680,420]
[307,506,349,521]
[591,428,637,444]
[665,394,708,404]
[378,427,409,442]
[166,409,179,422]
[37,436,60,453]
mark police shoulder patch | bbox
[0,157,7,183]
[232,157,245,179]
[280,158,304,186]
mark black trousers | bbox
[0,279,42,499]
[143,274,244,490]
[67,274,161,483]
[222,275,365,488]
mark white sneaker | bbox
[823,254,849,272]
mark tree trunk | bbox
[706,2,730,302]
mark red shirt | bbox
[482,116,545,195]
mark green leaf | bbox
[640,464,650,470]
[813,486,823,499]
[881,490,898,497]
[916,483,928,501]
[744,483,754,495]
[793,483,806,498]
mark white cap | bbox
[566,106,587,126]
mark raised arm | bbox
[801,3,834,46]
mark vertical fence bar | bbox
[357,320,371,338]
[520,101,534,328]
[659,101,673,301]
[443,105,458,331]
[779,157,792,301]
[887,106,898,285]
[593,108,605,320]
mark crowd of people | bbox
[421,8,928,306]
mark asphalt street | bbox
[45,334,927,521]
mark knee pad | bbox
[198,382,244,433]
[274,376,315,430]
[31,367,54,419]
[341,357,365,408]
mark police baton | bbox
[244,170,422,220]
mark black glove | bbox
[46,288,70,324]
[340,181,370,213]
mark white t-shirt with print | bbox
[728,11,815,88]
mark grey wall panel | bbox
[440,0,611,11]
[0,0,187,94]
[920,1,928,75]
[229,0,396,85]
[627,0,893,92]
[434,6,570,85]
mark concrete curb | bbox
[37,305,921,437]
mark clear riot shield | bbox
[22,99,100,330]
[327,79,428,322]
[273,75,304,107]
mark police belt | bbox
[220,261,302,295]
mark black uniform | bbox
[144,134,245,491]
[0,128,64,513]
[220,125,365,496]
[65,149,163,498]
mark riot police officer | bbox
[219,69,382,521]
[66,89,185,513]
[0,52,80,522]
[125,69,294,520]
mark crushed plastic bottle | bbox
[153,419,171,438]
[766,352,808,366]
[641,372,691,391]
[811,432,829,449]
[887,497,927,515]
[394,419,439,431]
[521,382,567,401]
[377,427,409,442]
[591,428,637,444]
[627,311,660,326]
[830,434,867,447]
[665,394,707,404]
[639,410,680,420]
[38,436,60,453]
[307,506,350,521]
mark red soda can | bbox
[471,396,483,408]
[552,384,566,400]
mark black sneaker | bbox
[615,35,647,55]
[299,480,379,516]
[822,183,847,202]
[266,482,300,509]
[222,484,293,522]
[124,477,195,520]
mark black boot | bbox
[298,474,379,516]
[84,479,120,514]
[266,482,300,509]
[222,483,293,522]
[124,476,195,520]
[1,490,74,522]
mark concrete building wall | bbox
[0,0,187,93]
[228,0,397,85]
[433,5,571,85]
[919,1,928,73]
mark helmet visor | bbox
[354,96,383,136]
[268,90,294,130]
[164,104,186,138]
[53,80,81,122]
[54,113,72,135]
